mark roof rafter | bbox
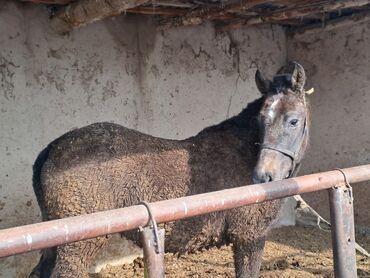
[21,0,75,4]
[50,0,151,33]
[219,0,370,31]
[18,0,370,34]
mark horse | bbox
[30,61,310,278]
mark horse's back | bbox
[34,122,191,219]
[43,122,172,169]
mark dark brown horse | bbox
[30,62,310,278]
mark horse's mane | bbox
[197,97,264,137]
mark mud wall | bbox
[0,1,287,276]
[288,22,370,228]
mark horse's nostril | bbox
[264,172,273,182]
[286,170,292,178]
[253,171,273,184]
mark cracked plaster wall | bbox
[0,1,286,276]
[288,22,370,229]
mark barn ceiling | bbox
[20,0,370,34]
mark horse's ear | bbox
[290,62,306,93]
[255,70,272,95]
[277,61,306,94]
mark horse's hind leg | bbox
[51,236,109,278]
[29,248,57,278]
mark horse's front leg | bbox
[232,236,266,278]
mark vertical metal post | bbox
[328,185,357,278]
[141,227,165,278]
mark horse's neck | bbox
[185,127,258,192]
[191,120,258,151]
[188,98,262,152]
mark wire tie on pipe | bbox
[334,168,350,187]
[334,168,353,203]
[139,201,161,254]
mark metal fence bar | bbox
[0,164,369,258]
[142,228,165,278]
[329,184,357,278]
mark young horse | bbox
[30,62,310,278]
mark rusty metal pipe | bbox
[142,228,165,278]
[328,185,357,278]
[0,164,369,258]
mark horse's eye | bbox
[289,119,299,127]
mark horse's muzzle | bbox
[252,169,273,184]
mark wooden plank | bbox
[160,0,278,28]
[290,10,370,35]
[20,0,75,4]
[50,0,151,33]
[151,1,194,8]
[220,0,370,31]
[127,6,188,15]
[261,0,370,22]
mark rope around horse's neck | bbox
[293,194,370,257]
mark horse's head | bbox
[252,62,310,184]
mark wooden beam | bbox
[290,10,370,35]
[50,0,151,34]
[219,0,370,31]
[126,6,188,16]
[21,0,75,4]
[260,0,370,22]
[151,1,194,8]
[160,0,278,29]
[218,17,300,32]
[21,0,193,7]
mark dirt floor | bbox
[91,226,370,278]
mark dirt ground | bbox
[91,226,370,278]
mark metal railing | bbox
[1,164,369,277]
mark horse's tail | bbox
[33,145,51,221]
